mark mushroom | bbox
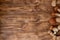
[55,13,60,17]
[52,28,58,34]
[57,9,60,12]
[56,17,60,23]
[57,25,60,30]
[51,0,57,7]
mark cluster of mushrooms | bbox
[49,0,60,36]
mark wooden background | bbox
[0,0,60,40]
